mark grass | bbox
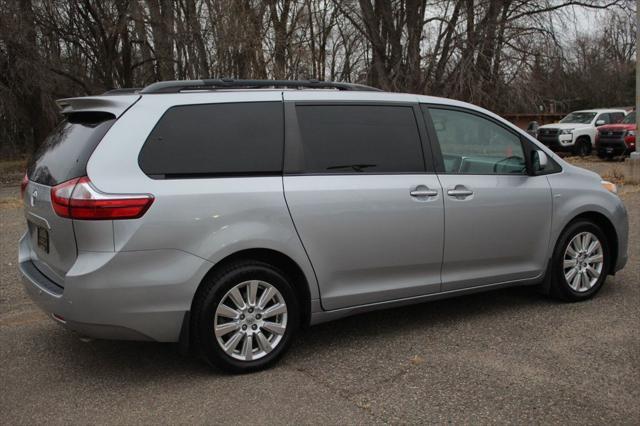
[0,196,22,209]
[0,159,27,174]
[601,167,627,185]
[0,159,27,185]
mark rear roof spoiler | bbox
[56,95,140,118]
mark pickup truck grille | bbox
[538,128,559,136]
[599,130,625,140]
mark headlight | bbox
[601,180,617,194]
[559,129,574,135]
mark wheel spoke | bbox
[564,259,577,269]
[257,286,276,310]
[565,267,578,283]
[566,245,577,258]
[586,240,599,255]
[262,303,287,319]
[586,265,600,278]
[580,271,590,289]
[571,272,581,290]
[216,303,239,319]
[247,281,258,307]
[215,321,240,337]
[571,238,582,253]
[581,233,591,252]
[262,321,286,335]
[588,254,603,264]
[228,287,246,310]
[241,333,253,361]
[223,331,244,354]
[255,331,273,354]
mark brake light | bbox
[20,173,29,199]
[50,177,154,220]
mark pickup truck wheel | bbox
[573,138,590,157]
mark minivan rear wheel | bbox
[192,260,299,373]
[550,220,609,302]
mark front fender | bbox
[546,170,628,272]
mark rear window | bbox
[610,112,625,123]
[293,105,424,174]
[138,102,283,178]
[27,112,116,186]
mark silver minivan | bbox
[19,79,628,372]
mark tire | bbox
[573,138,590,157]
[192,260,299,373]
[549,220,610,302]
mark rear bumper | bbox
[19,233,211,342]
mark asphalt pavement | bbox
[1,178,638,425]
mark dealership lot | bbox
[1,159,638,425]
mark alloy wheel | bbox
[214,280,288,361]
[563,231,604,292]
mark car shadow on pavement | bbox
[32,283,570,377]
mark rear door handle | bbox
[447,189,474,197]
[410,187,438,197]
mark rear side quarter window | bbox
[139,102,284,178]
[291,104,425,174]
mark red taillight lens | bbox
[20,173,29,199]
[50,177,79,217]
[50,177,153,220]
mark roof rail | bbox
[102,88,141,95]
[139,79,382,94]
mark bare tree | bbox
[0,0,634,157]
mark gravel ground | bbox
[0,160,638,425]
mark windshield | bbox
[622,113,636,124]
[560,112,597,124]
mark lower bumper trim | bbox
[19,260,64,296]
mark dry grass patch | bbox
[0,159,27,174]
[0,159,27,185]
[601,167,627,185]
[0,197,23,209]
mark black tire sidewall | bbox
[574,139,588,157]
[193,261,299,373]
[551,220,610,301]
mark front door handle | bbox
[447,188,474,197]
[410,187,438,197]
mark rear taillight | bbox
[20,173,29,199]
[50,176,154,220]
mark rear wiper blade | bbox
[326,164,376,172]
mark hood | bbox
[538,122,590,130]
[597,123,635,132]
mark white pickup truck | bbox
[536,109,627,156]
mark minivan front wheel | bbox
[192,260,299,373]
[550,220,609,301]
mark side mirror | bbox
[532,150,548,172]
[595,120,605,126]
